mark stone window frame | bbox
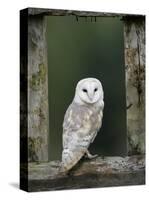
[20,8,145,192]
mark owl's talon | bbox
[88,154,98,159]
[85,150,98,159]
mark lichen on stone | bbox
[29,63,46,91]
[28,136,43,162]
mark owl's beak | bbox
[88,96,93,101]
[88,91,94,101]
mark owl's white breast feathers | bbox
[61,101,103,172]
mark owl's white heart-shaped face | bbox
[74,78,104,104]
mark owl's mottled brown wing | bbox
[61,103,98,172]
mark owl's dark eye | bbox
[94,88,98,92]
[82,88,87,93]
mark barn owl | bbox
[61,78,104,172]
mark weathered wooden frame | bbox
[20,8,145,192]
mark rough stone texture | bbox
[20,10,28,191]
[20,9,28,162]
[28,15,49,162]
[28,7,143,18]
[25,155,145,191]
[124,17,145,155]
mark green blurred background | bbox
[46,16,127,161]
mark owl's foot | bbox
[85,150,98,159]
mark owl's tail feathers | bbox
[59,148,85,173]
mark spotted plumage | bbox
[61,78,104,172]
